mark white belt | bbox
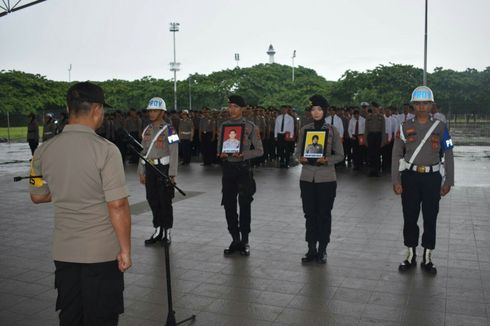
[142,156,170,165]
[408,163,440,173]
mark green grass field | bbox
[0,127,43,142]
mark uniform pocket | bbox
[96,273,124,317]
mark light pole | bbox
[423,0,428,85]
[68,64,72,82]
[292,50,296,82]
[188,75,192,111]
[169,22,180,111]
[234,53,240,68]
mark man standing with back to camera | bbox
[29,82,132,325]
[218,95,263,256]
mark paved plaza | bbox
[0,144,490,326]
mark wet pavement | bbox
[0,143,490,325]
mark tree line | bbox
[1,63,489,114]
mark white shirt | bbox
[325,115,344,137]
[274,113,295,138]
[384,116,393,142]
[348,116,366,138]
[390,115,398,135]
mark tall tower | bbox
[267,44,276,64]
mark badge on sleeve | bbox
[167,126,180,144]
[29,161,46,188]
[441,127,454,151]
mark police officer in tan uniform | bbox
[365,102,386,177]
[393,86,454,275]
[137,97,179,245]
[29,82,132,325]
[297,95,344,264]
[218,95,263,256]
[178,110,194,165]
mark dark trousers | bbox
[343,137,352,164]
[351,136,364,169]
[300,181,337,250]
[54,260,123,326]
[28,140,39,155]
[401,171,441,250]
[367,132,382,174]
[200,132,214,164]
[381,140,393,172]
[277,134,290,167]
[145,164,174,229]
[180,139,192,164]
[221,162,256,236]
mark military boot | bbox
[224,233,241,256]
[239,232,250,256]
[420,248,437,275]
[145,227,163,245]
[301,242,317,263]
[161,228,172,246]
[316,242,327,264]
[399,247,417,272]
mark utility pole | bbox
[169,22,180,111]
[423,0,428,85]
[292,50,296,82]
[68,64,72,82]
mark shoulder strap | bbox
[407,120,440,164]
[145,125,168,159]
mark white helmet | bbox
[411,86,434,102]
[147,97,167,111]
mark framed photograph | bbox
[220,124,244,154]
[302,129,327,159]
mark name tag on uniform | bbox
[168,134,180,144]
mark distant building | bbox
[267,44,276,64]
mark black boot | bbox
[161,228,172,246]
[316,243,327,264]
[399,247,417,272]
[301,242,317,263]
[224,233,241,256]
[239,232,250,256]
[420,248,437,275]
[145,227,163,245]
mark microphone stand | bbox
[125,131,195,326]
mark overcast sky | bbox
[1,0,489,82]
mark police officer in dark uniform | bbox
[392,86,454,275]
[137,97,179,245]
[297,95,344,264]
[218,95,263,256]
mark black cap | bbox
[309,94,329,109]
[228,95,246,108]
[67,82,112,108]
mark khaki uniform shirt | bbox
[199,117,214,134]
[365,113,385,134]
[137,121,178,176]
[296,122,344,183]
[392,118,454,186]
[178,118,194,141]
[29,124,128,263]
[217,118,264,162]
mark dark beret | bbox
[228,95,246,107]
[309,94,329,109]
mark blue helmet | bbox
[411,86,434,102]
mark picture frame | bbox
[220,124,244,154]
[302,129,327,159]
